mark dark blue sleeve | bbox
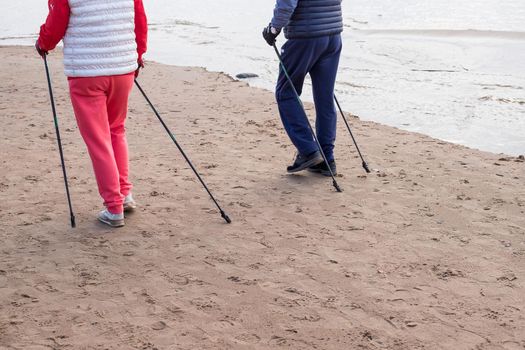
[271,0,298,30]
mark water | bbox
[1,0,524,155]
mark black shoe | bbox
[287,151,323,173]
[308,160,337,176]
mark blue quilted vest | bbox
[284,0,343,39]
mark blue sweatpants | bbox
[276,34,342,161]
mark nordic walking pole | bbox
[43,55,76,228]
[272,43,342,193]
[334,95,371,173]
[134,79,232,224]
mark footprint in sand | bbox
[497,273,517,283]
[191,297,219,311]
[235,333,261,344]
[166,304,184,316]
[151,321,167,330]
[431,265,465,280]
[75,266,101,288]
[11,292,39,307]
[289,310,322,322]
[227,276,257,286]
[268,335,289,346]
[161,272,193,286]
[34,282,58,293]
[24,175,39,183]
[0,182,9,192]
[272,296,300,308]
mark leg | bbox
[310,35,342,162]
[106,73,134,197]
[276,39,323,157]
[68,77,124,214]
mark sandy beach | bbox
[0,46,524,349]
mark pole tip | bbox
[221,211,232,224]
[70,215,76,228]
[363,162,371,174]
[333,181,343,193]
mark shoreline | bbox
[1,46,524,349]
[358,29,525,40]
[1,39,524,156]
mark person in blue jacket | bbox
[263,0,343,175]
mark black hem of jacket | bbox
[284,29,343,40]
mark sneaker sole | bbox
[124,203,137,213]
[97,216,125,228]
[287,155,324,174]
[307,167,337,177]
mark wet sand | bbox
[0,46,524,349]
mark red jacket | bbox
[38,0,148,62]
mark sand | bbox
[0,46,524,349]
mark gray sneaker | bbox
[123,193,137,212]
[97,209,125,228]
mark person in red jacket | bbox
[36,0,148,228]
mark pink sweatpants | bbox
[68,73,134,214]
